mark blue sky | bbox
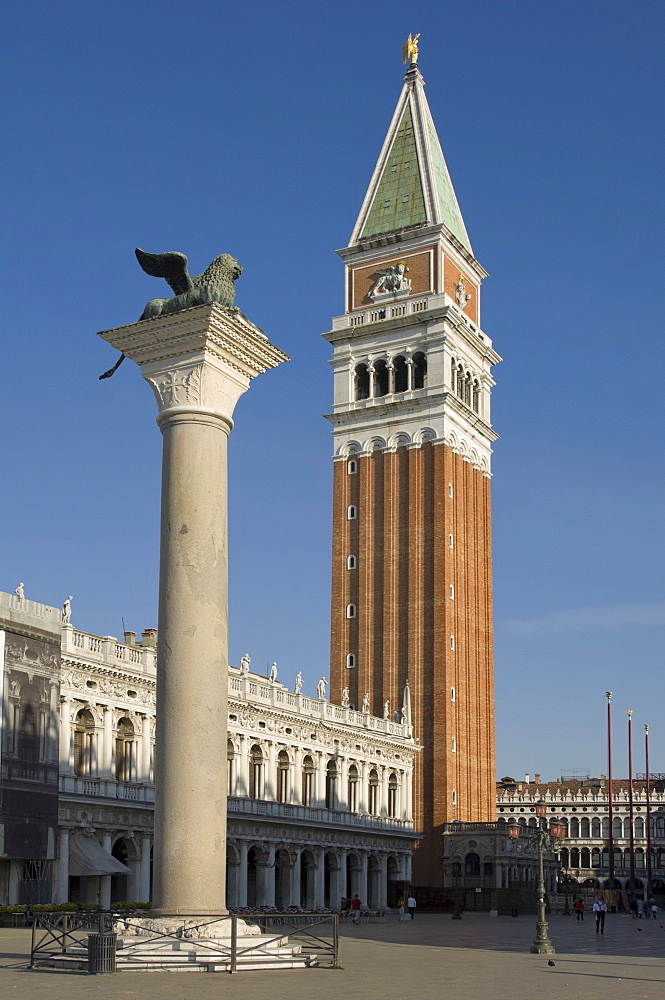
[2,1,663,782]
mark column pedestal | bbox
[98,303,289,916]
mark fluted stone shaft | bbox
[98,303,289,915]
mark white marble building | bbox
[1,592,417,909]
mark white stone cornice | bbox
[98,303,290,425]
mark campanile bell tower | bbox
[323,42,501,885]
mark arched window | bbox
[73,709,95,777]
[570,847,580,867]
[355,364,370,400]
[602,817,610,838]
[368,768,380,815]
[347,505,357,520]
[451,737,457,752]
[325,759,338,809]
[393,355,408,393]
[635,816,644,838]
[346,604,357,619]
[581,847,590,868]
[115,718,135,782]
[374,360,389,397]
[449,584,454,600]
[612,817,622,839]
[449,533,454,548]
[227,739,235,795]
[472,380,480,413]
[456,364,465,399]
[635,847,645,869]
[346,653,356,669]
[347,555,357,570]
[451,686,456,702]
[348,764,359,812]
[450,635,455,650]
[277,749,290,803]
[591,847,601,868]
[412,352,427,389]
[623,816,631,838]
[388,772,399,818]
[249,744,264,800]
[592,818,601,837]
[581,818,590,838]
[465,852,480,878]
[570,818,579,838]
[302,755,315,806]
[348,459,358,474]
[559,818,569,836]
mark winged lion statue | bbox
[99,248,243,379]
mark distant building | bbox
[1,590,417,908]
[497,775,665,900]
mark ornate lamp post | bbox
[508,803,565,954]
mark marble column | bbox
[99,303,289,916]
[289,850,301,908]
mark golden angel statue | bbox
[402,33,420,65]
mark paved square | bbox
[1,913,664,999]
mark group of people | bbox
[574,895,658,934]
[630,897,659,919]
[574,897,608,934]
[340,894,417,924]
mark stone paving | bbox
[1,912,664,999]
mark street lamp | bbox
[509,804,564,954]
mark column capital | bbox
[98,303,290,427]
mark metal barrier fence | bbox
[29,910,340,973]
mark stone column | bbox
[100,834,113,910]
[55,828,70,903]
[238,736,250,798]
[291,747,303,805]
[289,850,302,908]
[237,843,249,908]
[358,852,369,904]
[265,742,277,801]
[317,753,327,809]
[59,697,72,774]
[48,680,59,763]
[98,303,289,916]
[140,715,152,783]
[313,848,326,907]
[102,707,114,778]
[140,835,152,902]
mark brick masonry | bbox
[330,441,495,885]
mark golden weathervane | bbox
[402,33,420,65]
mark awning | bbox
[69,837,131,877]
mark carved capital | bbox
[98,303,290,426]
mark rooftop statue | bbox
[99,248,243,379]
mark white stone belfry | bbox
[98,303,289,914]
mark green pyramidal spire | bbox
[351,63,471,252]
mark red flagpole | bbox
[645,725,652,901]
[627,710,635,891]
[606,692,614,892]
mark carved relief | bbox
[146,363,233,417]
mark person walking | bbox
[574,898,585,922]
[407,894,417,920]
[637,899,644,919]
[350,894,362,925]
[397,897,405,921]
[650,898,658,919]
[593,897,607,934]
[629,898,638,918]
